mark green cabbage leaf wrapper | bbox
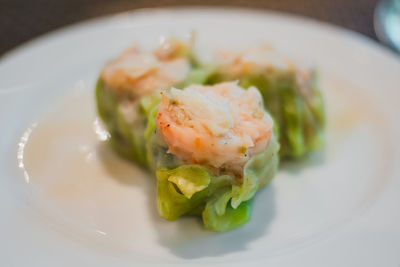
[96,79,150,167]
[207,69,325,159]
[96,63,279,231]
[152,132,279,231]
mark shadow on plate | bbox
[279,149,326,175]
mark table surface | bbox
[1,0,380,55]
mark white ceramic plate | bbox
[1,8,399,267]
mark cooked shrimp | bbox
[156,82,273,172]
[101,38,190,97]
[217,46,314,95]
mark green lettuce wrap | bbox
[144,91,279,231]
[152,134,279,231]
[206,51,325,159]
[239,71,325,158]
[96,78,150,167]
[97,80,279,231]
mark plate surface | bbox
[0,8,400,267]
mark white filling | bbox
[169,87,234,136]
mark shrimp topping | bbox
[156,82,273,171]
[101,39,190,97]
[217,46,314,95]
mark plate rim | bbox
[1,7,399,266]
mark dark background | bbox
[1,0,379,55]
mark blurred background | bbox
[0,0,394,55]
